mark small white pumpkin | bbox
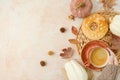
[64,60,88,80]
[110,15,120,37]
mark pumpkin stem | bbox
[75,2,85,10]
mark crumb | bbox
[48,51,54,55]
[60,27,66,33]
[40,61,46,67]
[68,15,75,20]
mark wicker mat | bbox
[76,11,120,64]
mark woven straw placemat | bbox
[76,10,120,64]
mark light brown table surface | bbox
[0,0,120,80]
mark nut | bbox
[40,61,46,67]
[60,27,66,33]
[68,15,75,20]
[48,51,54,55]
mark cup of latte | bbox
[89,47,109,68]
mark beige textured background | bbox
[0,0,120,80]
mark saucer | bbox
[81,40,109,71]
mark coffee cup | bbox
[89,47,109,68]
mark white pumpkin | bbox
[110,15,120,37]
[64,60,88,80]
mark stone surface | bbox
[0,0,119,80]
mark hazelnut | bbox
[40,61,46,67]
[60,27,66,33]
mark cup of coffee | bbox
[89,47,109,68]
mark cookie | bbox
[81,14,108,40]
